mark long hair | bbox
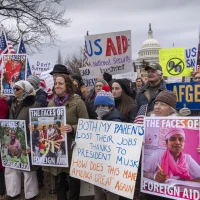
[54,74,75,97]
[117,90,132,120]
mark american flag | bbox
[17,37,32,76]
[134,104,147,124]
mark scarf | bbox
[54,94,69,106]
[161,148,191,180]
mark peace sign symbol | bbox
[166,58,185,75]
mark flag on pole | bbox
[17,37,32,76]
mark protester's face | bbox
[54,77,67,97]
[193,73,200,82]
[136,79,142,87]
[14,86,24,98]
[154,101,172,116]
[167,134,184,154]
[73,81,78,88]
[147,68,161,82]
[95,82,104,94]
[112,82,122,98]
[11,132,16,139]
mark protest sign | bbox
[1,54,27,95]
[29,107,68,167]
[166,82,200,110]
[185,47,197,69]
[141,117,200,200]
[80,181,95,196]
[70,119,144,199]
[112,71,137,82]
[0,120,30,171]
[29,60,55,76]
[159,48,191,77]
[84,30,132,75]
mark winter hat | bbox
[27,75,40,90]
[95,78,108,86]
[94,85,115,107]
[50,64,71,75]
[165,128,185,140]
[14,80,36,100]
[114,79,132,96]
[155,90,177,109]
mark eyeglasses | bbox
[169,137,184,142]
[13,87,21,91]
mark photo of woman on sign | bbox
[144,128,200,183]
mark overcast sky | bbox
[32,0,200,62]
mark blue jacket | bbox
[136,79,166,113]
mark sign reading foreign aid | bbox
[84,30,132,75]
[70,119,144,199]
[159,48,191,77]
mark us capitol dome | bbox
[136,23,161,64]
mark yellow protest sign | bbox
[159,48,192,76]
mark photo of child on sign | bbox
[0,120,30,171]
[1,54,27,95]
[29,107,68,167]
[141,117,200,200]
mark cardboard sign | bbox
[84,30,132,75]
[141,117,200,200]
[159,48,191,77]
[166,82,200,110]
[0,120,30,171]
[29,60,55,76]
[29,107,68,167]
[1,54,27,95]
[70,119,144,199]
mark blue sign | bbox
[166,82,200,110]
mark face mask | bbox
[95,107,110,120]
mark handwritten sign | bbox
[70,119,144,199]
[29,60,55,75]
[159,48,191,77]
[166,82,200,110]
[141,117,200,200]
[185,47,197,69]
[84,30,132,74]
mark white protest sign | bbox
[113,72,137,82]
[84,30,132,74]
[30,60,55,75]
[185,47,197,69]
[70,119,144,199]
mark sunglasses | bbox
[13,87,21,91]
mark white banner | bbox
[113,72,137,82]
[70,119,144,199]
[29,60,55,75]
[84,30,133,74]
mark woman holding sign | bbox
[5,80,39,200]
[44,74,88,200]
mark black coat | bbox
[102,108,122,122]
[86,99,97,119]
[36,89,48,107]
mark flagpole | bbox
[17,36,22,54]
[1,24,10,54]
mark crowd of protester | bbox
[0,63,199,200]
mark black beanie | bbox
[114,79,131,96]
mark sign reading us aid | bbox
[185,47,197,69]
[84,30,132,74]
[159,48,191,77]
[70,119,144,199]
[166,82,200,110]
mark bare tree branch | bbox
[0,0,71,54]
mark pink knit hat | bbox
[165,128,185,140]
